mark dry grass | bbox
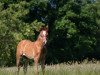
[0,61,100,75]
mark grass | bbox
[0,61,100,75]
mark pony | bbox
[16,26,48,75]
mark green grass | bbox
[0,62,100,75]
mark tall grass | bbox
[0,61,100,75]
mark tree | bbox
[46,0,98,63]
[0,0,99,66]
[0,1,45,66]
[95,0,100,59]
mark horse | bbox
[16,26,48,75]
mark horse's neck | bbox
[36,37,44,47]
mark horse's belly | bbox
[25,51,34,59]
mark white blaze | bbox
[42,31,47,44]
[43,31,46,36]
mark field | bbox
[0,61,100,75]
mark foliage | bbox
[0,0,99,66]
[0,1,45,66]
[47,0,99,63]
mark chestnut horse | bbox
[16,27,48,75]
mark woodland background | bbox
[0,0,100,67]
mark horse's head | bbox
[39,26,48,44]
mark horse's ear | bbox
[45,25,48,31]
[39,26,44,32]
[39,25,48,32]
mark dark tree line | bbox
[0,0,100,66]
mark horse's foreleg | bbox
[41,57,45,75]
[34,58,39,75]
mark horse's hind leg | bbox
[17,64,21,75]
[16,56,21,75]
[23,57,29,75]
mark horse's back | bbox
[17,40,32,48]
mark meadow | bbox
[0,61,100,75]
